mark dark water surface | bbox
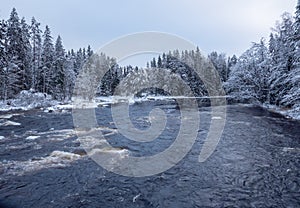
[0,101,299,208]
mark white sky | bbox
[0,0,297,66]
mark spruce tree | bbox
[20,17,32,90]
[30,17,42,90]
[6,8,24,98]
[0,20,7,100]
[39,25,54,94]
[53,35,66,99]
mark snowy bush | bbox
[11,90,57,109]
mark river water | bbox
[0,100,299,207]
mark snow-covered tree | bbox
[157,55,162,68]
[30,17,42,90]
[52,35,66,99]
[268,13,295,105]
[87,45,93,57]
[20,17,32,90]
[150,57,156,68]
[64,54,76,100]
[0,20,7,100]
[282,0,300,107]
[5,8,25,98]
[39,25,54,94]
[226,39,271,103]
[208,52,228,82]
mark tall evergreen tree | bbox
[30,17,42,90]
[5,8,24,98]
[53,35,66,99]
[39,25,54,94]
[282,0,300,106]
[87,45,93,57]
[226,40,271,103]
[0,20,8,100]
[20,17,32,89]
[150,57,156,68]
[157,55,162,68]
[208,52,228,82]
[268,13,295,105]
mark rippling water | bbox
[0,100,299,207]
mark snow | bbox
[1,90,298,122]
[43,103,73,112]
[0,90,58,112]
[262,104,300,120]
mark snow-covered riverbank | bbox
[262,104,300,120]
[1,91,299,121]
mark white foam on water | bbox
[6,143,34,150]
[25,136,40,140]
[89,148,129,158]
[75,133,129,159]
[50,150,81,160]
[272,133,284,138]
[212,116,223,120]
[228,121,251,126]
[0,136,4,140]
[1,150,82,176]
[0,113,22,119]
[283,147,300,153]
[36,129,75,142]
[76,136,110,150]
[133,193,141,203]
[0,120,21,126]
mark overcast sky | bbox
[0,0,297,65]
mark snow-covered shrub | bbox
[11,90,57,109]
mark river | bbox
[0,100,299,207]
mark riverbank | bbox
[1,93,299,121]
[261,104,300,120]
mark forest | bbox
[0,2,299,111]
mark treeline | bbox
[143,1,300,109]
[0,8,94,101]
[97,48,236,98]
[226,1,300,108]
[1,1,300,111]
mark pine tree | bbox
[268,13,295,105]
[64,53,76,100]
[0,20,8,100]
[157,55,162,68]
[20,17,32,90]
[39,25,54,94]
[293,0,300,69]
[6,8,24,98]
[30,17,42,90]
[87,45,93,57]
[226,40,271,103]
[151,57,156,67]
[282,0,300,106]
[74,48,84,74]
[52,35,66,99]
[208,52,228,82]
